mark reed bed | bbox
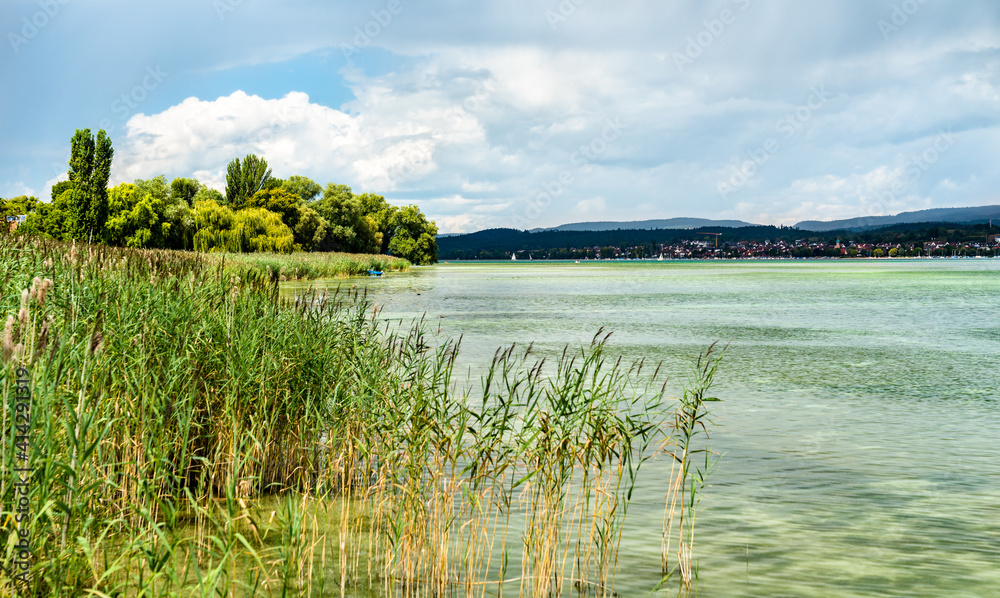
[0,232,721,597]
[214,251,411,281]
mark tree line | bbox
[1,129,439,264]
[437,222,1000,260]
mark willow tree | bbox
[68,128,113,241]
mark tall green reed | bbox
[0,232,723,597]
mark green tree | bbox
[355,192,393,251]
[68,128,113,241]
[350,192,438,259]
[314,184,360,251]
[191,199,294,253]
[192,186,226,205]
[282,175,322,203]
[247,188,302,229]
[105,182,171,248]
[293,205,328,251]
[225,154,272,209]
[22,185,74,240]
[163,201,196,250]
[134,175,170,205]
[873,248,885,258]
[192,199,239,252]
[385,205,438,265]
[133,175,199,249]
[888,247,899,258]
[232,208,295,253]
[0,195,39,217]
[169,177,201,206]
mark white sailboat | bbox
[511,252,517,261]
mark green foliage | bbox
[0,234,713,596]
[163,201,196,250]
[169,177,201,206]
[247,188,303,229]
[17,134,440,260]
[219,249,408,279]
[134,175,170,205]
[308,186,436,261]
[385,204,438,265]
[105,182,171,248]
[192,186,226,205]
[68,128,113,241]
[192,199,239,252]
[51,180,73,200]
[0,195,39,217]
[191,200,293,253]
[22,187,73,240]
[314,184,362,252]
[282,175,322,203]
[292,205,328,251]
[225,154,272,209]
[312,186,384,254]
[346,192,437,262]
[233,208,295,253]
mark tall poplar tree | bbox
[68,128,113,241]
[225,154,272,210]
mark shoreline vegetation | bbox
[1,129,439,267]
[215,251,411,280]
[1,233,722,596]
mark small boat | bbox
[367,270,383,277]
[511,253,517,261]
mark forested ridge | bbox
[438,222,1000,260]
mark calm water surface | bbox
[292,260,1000,597]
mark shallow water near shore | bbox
[287,260,1000,597]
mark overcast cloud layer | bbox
[2,0,998,232]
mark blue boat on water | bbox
[367,270,384,277]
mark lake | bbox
[292,260,1000,597]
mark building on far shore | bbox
[5,215,26,232]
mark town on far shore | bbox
[441,225,1000,260]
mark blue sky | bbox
[2,0,998,232]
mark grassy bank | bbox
[0,233,719,596]
[215,251,411,280]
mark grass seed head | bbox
[32,315,53,365]
[38,278,52,307]
[2,315,13,363]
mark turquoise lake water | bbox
[296,260,1000,597]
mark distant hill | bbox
[436,221,1000,260]
[795,205,1000,232]
[437,225,786,259]
[530,217,757,232]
